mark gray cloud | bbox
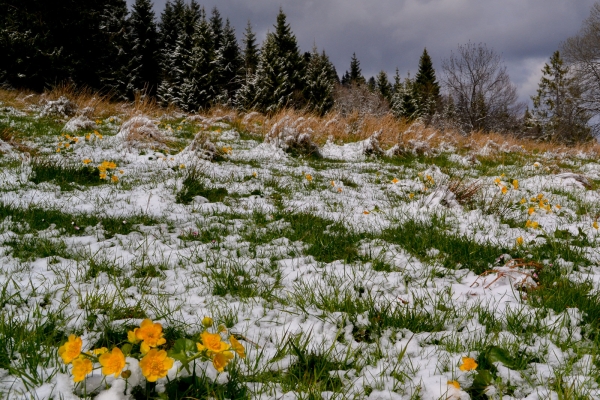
[129,0,597,104]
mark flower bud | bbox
[201,317,214,328]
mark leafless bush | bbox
[442,42,524,133]
[561,3,600,137]
[265,115,321,157]
[116,116,169,150]
[332,84,389,118]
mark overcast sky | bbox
[128,0,597,105]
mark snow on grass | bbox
[1,104,600,399]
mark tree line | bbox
[1,0,598,143]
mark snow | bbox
[1,105,600,399]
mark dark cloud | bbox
[128,0,597,104]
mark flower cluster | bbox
[493,174,518,195]
[59,317,245,389]
[58,334,127,383]
[97,160,120,182]
[56,133,80,153]
[417,172,435,192]
[85,130,103,142]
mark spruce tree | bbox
[375,70,392,102]
[303,48,336,115]
[215,19,243,104]
[391,73,419,120]
[414,48,440,115]
[127,0,160,97]
[348,53,366,85]
[242,9,304,112]
[242,21,259,77]
[158,0,196,106]
[209,8,224,51]
[531,50,591,143]
[181,9,215,111]
[98,0,130,99]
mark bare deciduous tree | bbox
[441,42,522,133]
[561,2,600,137]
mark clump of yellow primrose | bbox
[58,335,82,364]
[139,349,174,382]
[99,347,126,378]
[459,357,478,371]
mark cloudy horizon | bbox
[127,0,597,106]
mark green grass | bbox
[30,158,103,190]
[176,168,229,204]
[0,202,160,238]
[380,217,504,274]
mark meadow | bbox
[1,89,600,399]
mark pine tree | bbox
[157,0,196,106]
[242,21,259,77]
[367,76,376,92]
[127,0,160,97]
[209,7,224,51]
[391,73,419,120]
[181,9,216,111]
[392,68,402,94]
[214,19,242,104]
[240,9,304,112]
[347,53,366,86]
[375,70,392,102]
[98,0,130,99]
[414,48,440,115]
[531,50,591,143]
[303,48,336,115]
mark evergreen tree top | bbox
[415,48,439,89]
[210,7,224,48]
[348,52,366,85]
[274,8,300,57]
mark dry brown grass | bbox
[2,86,599,159]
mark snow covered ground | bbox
[1,103,600,399]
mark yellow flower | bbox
[516,236,524,246]
[212,351,234,372]
[594,221,599,230]
[56,148,61,153]
[512,180,519,190]
[127,330,139,344]
[520,198,526,204]
[459,357,478,371]
[71,357,93,382]
[92,347,108,355]
[252,171,257,178]
[305,174,313,181]
[447,380,460,389]
[528,207,535,215]
[119,170,124,174]
[501,186,508,195]
[409,193,415,199]
[202,316,214,328]
[526,220,539,229]
[83,159,92,164]
[391,178,399,184]
[85,133,91,141]
[99,347,126,378]
[222,146,232,154]
[179,164,185,169]
[111,175,119,183]
[426,175,435,184]
[100,161,117,170]
[331,180,336,187]
[363,210,370,215]
[537,193,544,200]
[58,335,82,364]
[337,188,342,193]
[494,178,501,185]
[65,143,70,148]
[99,173,107,180]
[134,319,167,349]
[229,335,245,359]
[139,349,174,382]
[200,331,230,353]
